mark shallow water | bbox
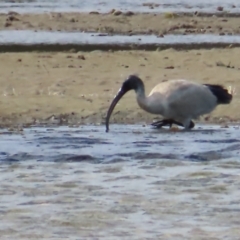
[0,0,239,13]
[1,124,240,162]
[1,124,240,239]
[1,30,240,46]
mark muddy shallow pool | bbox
[0,124,240,239]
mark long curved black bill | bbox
[105,90,126,132]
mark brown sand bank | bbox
[0,49,239,127]
[1,11,240,36]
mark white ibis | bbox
[105,75,233,132]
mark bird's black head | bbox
[121,75,144,93]
[105,75,145,132]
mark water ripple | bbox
[0,124,239,163]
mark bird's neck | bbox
[136,90,165,115]
[136,90,155,114]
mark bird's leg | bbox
[168,119,195,129]
[187,120,195,129]
[151,119,174,128]
[151,119,195,129]
[182,119,195,130]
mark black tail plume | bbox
[204,84,232,104]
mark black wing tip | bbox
[204,84,232,104]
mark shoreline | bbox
[0,115,238,130]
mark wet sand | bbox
[2,31,240,53]
[0,49,239,127]
[2,12,240,36]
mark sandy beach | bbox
[1,12,240,36]
[0,48,239,127]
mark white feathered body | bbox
[137,79,218,127]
